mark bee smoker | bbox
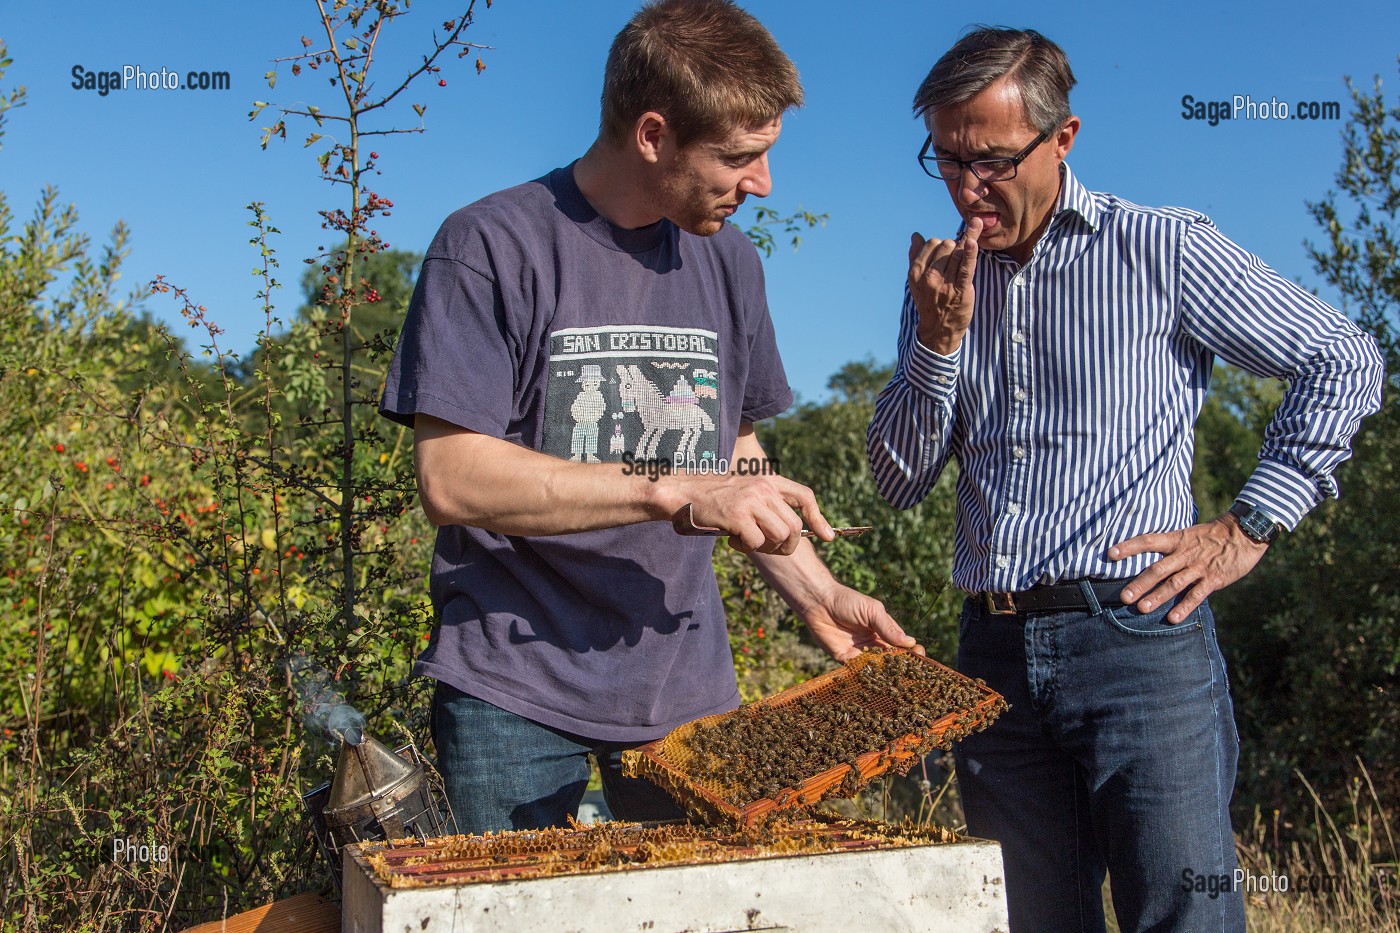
[303,729,455,888]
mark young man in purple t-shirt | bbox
[379,0,916,833]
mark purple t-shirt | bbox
[379,164,793,741]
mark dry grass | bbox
[1103,760,1397,932]
[1233,763,1396,932]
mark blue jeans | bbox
[954,588,1245,933]
[429,682,684,834]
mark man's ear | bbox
[634,111,670,165]
[1053,115,1080,161]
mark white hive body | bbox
[340,820,1009,933]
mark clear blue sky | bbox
[3,1,1397,401]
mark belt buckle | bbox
[983,591,1018,615]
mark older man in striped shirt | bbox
[867,27,1383,933]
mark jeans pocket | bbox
[1101,597,1201,636]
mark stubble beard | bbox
[657,167,726,238]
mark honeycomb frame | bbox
[622,648,1006,827]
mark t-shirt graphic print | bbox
[542,324,721,468]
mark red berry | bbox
[438,79,446,87]
[54,443,65,453]
[370,151,379,159]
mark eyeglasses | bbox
[918,129,1050,182]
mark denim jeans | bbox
[429,681,684,834]
[953,587,1245,933]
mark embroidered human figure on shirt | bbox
[608,417,626,456]
[569,364,607,462]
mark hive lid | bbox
[356,816,966,888]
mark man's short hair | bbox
[601,0,803,147]
[913,27,1075,134]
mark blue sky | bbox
[3,0,1397,401]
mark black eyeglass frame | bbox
[918,129,1051,181]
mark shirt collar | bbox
[970,161,1102,266]
[1054,162,1101,231]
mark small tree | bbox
[1215,57,1399,823]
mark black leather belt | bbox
[975,580,1128,616]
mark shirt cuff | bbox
[1237,459,1323,531]
[903,339,961,402]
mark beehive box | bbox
[341,818,1009,933]
[622,648,1007,827]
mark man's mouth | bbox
[969,210,1000,232]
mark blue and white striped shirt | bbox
[866,164,1385,593]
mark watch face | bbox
[1241,514,1271,539]
[1231,502,1279,544]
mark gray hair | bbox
[913,27,1075,134]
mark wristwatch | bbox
[1228,500,1284,546]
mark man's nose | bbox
[739,152,772,199]
[955,165,987,207]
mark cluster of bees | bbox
[677,650,1005,809]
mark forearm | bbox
[866,293,960,509]
[416,416,833,548]
[749,540,840,620]
[733,427,836,617]
[414,415,680,535]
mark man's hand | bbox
[1107,514,1269,623]
[797,581,923,663]
[909,216,982,355]
[728,425,915,657]
[669,471,834,556]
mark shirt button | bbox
[1011,330,1025,344]
[1013,446,1026,459]
[996,556,1009,569]
[1007,502,1021,515]
[937,374,952,385]
[1014,388,1027,402]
